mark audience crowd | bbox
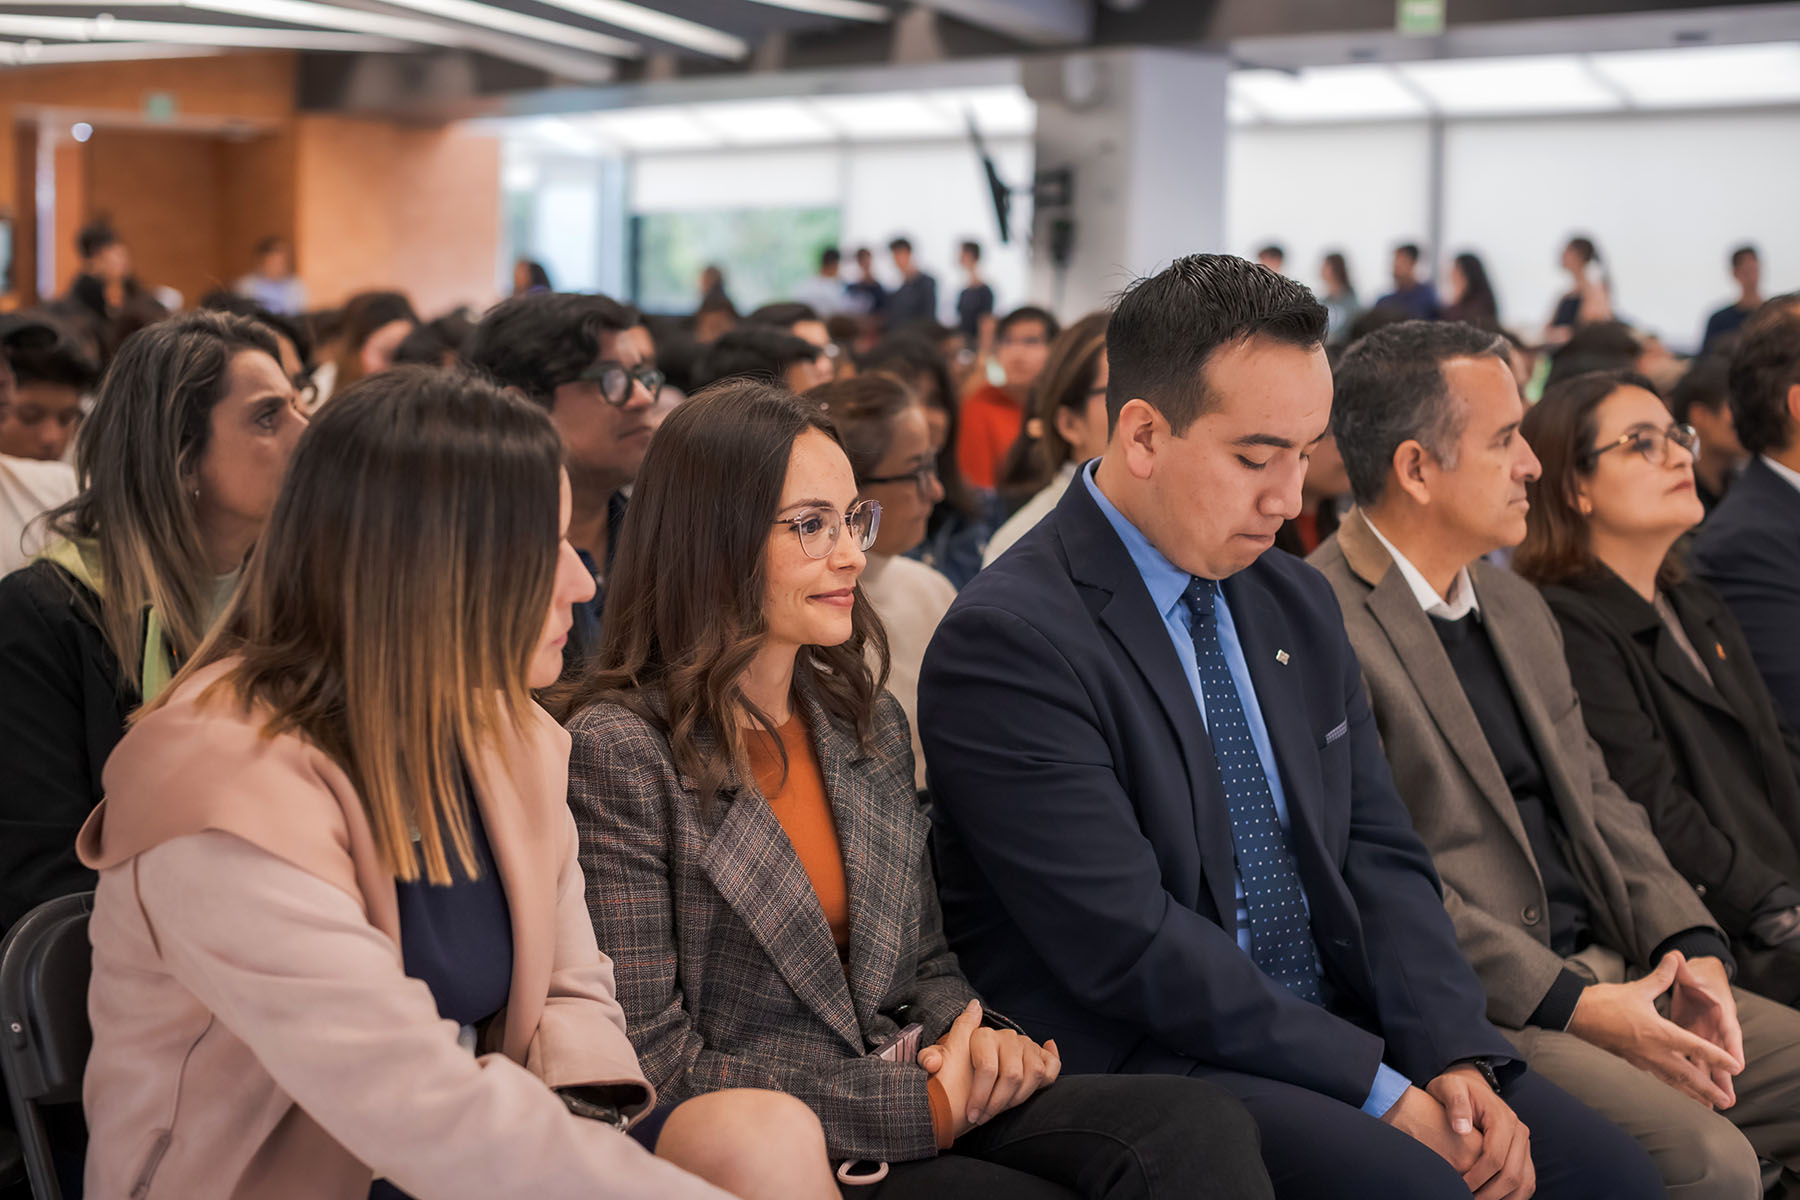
[1,219,1798,1200]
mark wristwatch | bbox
[1464,1057,1503,1093]
[559,1088,632,1131]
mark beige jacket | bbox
[1310,511,1717,1029]
[76,660,730,1200]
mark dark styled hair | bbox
[1668,356,1731,424]
[77,220,119,260]
[1257,244,1285,262]
[1731,245,1759,271]
[997,306,1060,343]
[1566,236,1600,265]
[1515,370,1683,588]
[1105,253,1326,433]
[467,291,641,406]
[809,373,918,484]
[1449,253,1498,322]
[960,240,981,262]
[1322,251,1353,296]
[7,327,99,394]
[747,301,820,330]
[199,289,313,367]
[859,333,976,516]
[517,259,553,290]
[698,326,820,389]
[819,247,841,271]
[1332,319,1509,506]
[1394,243,1421,264]
[559,380,890,806]
[393,311,474,368]
[888,237,913,254]
[1727,294,1800,456]
[996,311,1108,506]
[1546,320,1642,389]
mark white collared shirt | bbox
[1362,517,1482,621]
[1762,454,1800,496]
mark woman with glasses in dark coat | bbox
[1517,369,1800,1005]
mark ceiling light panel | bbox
[689,98,835,144]
[373,0,637,58]
[0,13,402,49]
[527,0,746,59]
[0,38,227,63]
[734,0,891,20]
[1397,55,1621,115]
[1588,43,1800,108]
[810,92,962,139]
[929,86,1036,137]
[1231,65,1427,123]
[583,106,717,150]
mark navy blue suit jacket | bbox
[1694,457,1800,735]
[918,477,1514,1107]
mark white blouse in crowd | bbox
[0,453,78,577]
[858,552,958,790]
[983,460,1079,569]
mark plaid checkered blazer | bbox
[568,687,981,1163]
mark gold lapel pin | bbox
[1276,650,1290,665]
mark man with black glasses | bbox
[469,292,663,670]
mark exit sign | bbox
[1397,0,1444,36]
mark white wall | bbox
[1444,110,1800,349]
[630,136,1038,318]
[1226,122,1433,313]
[1227,108,1800,353]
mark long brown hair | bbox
[1516,369,1686,589]
[558,379,891,807]
[809,373,919,483]
[996,311,1108,507]
[156,366,564,884]
[47,311,280,688]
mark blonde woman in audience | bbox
[561,380,1273,1198]
[78,366,833,1200]
[984,313,1109,567]
[0,311,306,934]
[810,373,954,790]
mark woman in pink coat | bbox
[77,365,837,1199]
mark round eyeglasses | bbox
[573,361,666,407]
[773,499,882,560]
[1584,422,1699,468]
[861,461,940,501]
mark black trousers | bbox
[1192,1065,1665,1200]
[841,1073,1274,1200]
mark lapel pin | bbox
[1716,642,1726,660]
[1276,650,1290,665]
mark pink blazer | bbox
[76,660,730,1200]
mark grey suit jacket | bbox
[1310,510,1716,1029]
[567,687,978,1163]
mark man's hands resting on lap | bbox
[1382,1065,1535,1199]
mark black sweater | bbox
[0,560,135,931]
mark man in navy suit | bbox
[1695,293,1800,732]
[918,255,1660,1199]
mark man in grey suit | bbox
[1310,320,1800,1199]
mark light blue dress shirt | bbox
[1081,463,1411,1118]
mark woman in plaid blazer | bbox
[561,380,1273,1198]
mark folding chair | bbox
[0,894,94,1200]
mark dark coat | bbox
[1542,567,1800,1002]
[1694,457,1800,733]
[0,560,135,931]
[918,477,1515,1106]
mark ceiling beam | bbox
[368,0,639,58]
[910,0,1092,46]
[734,0,892,21]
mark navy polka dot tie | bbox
[1184,577,1323,1004]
